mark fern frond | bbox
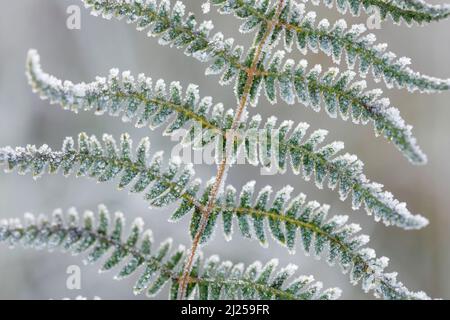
[24,57,427,230]
[0,205,341,300]
[0,137,429,298]
[0,133,200,209]
[80,0,427,165]
[26,50,227,138]
[242,116,429,230]
[181,182,430,300]
[300,0,450,25]
[248,51,427,165]
[211,0,450,93]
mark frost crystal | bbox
[201,1,211,14]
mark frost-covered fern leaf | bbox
[301,0,450,25]
[0,205,341,300]
[211,0,450,93]
[26,50,228,141]
[25,56,427,230]
[181,182,430,300]
[240,117,428,230]
[0,133,201,209]
[80,0,428,164]
[250,52,427,165]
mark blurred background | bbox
[0,0,449,300]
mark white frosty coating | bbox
[114,211,125,225]
[199,20,214,34]
[205,254,220,266]
[24,213,36,226]
[132,217,145,232]
[327,66,340,76]
[224,108,234,119]
[398,57,412,67]
[0,219,9,228]
[141,229,154,244]
[212,103,224,117]
[83,210,95,222]
[299,0,450,24]
[201,1,211,14]
[3,205,343,299]
[305,11,317,22]
[277,185,294,200]
[173,0,186,16]
[266,116,278,127]
[348,23,366,36]
[334,18,347,30]
[323,141,345,153]
[361,33,377,44]
[318,18,330,29]
[280,120,294,130]
[67,207,79,220]
[310,64,322,74]
[278,263,299,278]
[311,128,328,140]
[266,258,279,269]
[177,244,186,253]
[231,262,245,275]
[155,79,167,94]
[242,180,256,194]
[350,80,367,91]
[171,155,182,166]
[327,215,349,226]
[259,185,273,195]
[343,223,362,234]
[296,275,315,286]
[269,51,285,70]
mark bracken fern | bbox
[1,0,449,300]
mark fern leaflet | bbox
[0,205,341,300]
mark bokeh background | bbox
[0,0,450,300]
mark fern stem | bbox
[177,0,287,300]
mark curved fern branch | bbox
[300,0,450,25]
[80,0,427,165]
[180,181,431,300]
[25,58,428,230]
[0,135,430,299]
[211,0,450,93]
[0,133,201,209]
[0,205,341,300]
[237,51,428,165]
